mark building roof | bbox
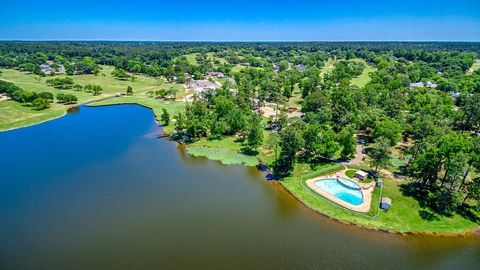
[409,82,424,87]
[356,170,369,177]
[426,81,437,88]
[205,71,225,78]
[451,92,461,98]
[381,197,392,204]
[295,64,306,72]
[186,79,220,93]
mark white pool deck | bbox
[305,170,374,213]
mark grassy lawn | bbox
[345,169,356,178]
[281,163,479,234]
[318,58,375,88]
[471,59,480,72]
[345,169,374,183]
[320,58,336,78]
[230,65,263,73]
[285,85,303,108]
[87,94,186,135]
[0,100,66,131]
[186,136,259,166]
[351,59,376,88]
[185,53,200,65]
[184,52,227,67]
[187,146,258,166]
[207,52,227,65]
[230,65,246,73]
[88,95,185,115]
[0,66,184,131]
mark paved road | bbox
[346,144,364,165]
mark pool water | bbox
[314,178,363,205]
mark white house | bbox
[409,82,424,88]
[355,170,369,180]
[186,79,220,93]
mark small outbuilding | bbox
[409,82,424,88]
[380,197,392,210]
[355,170,369,180]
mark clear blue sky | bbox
[1,0,479,41]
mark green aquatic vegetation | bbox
[187,146,259,166]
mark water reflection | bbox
[66,106,80,114]
[0,104,478,270]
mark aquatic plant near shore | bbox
[187,146,259,166]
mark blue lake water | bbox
[0,105,479,270]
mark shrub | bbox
[32,97,50,110]
[38,92,54,100]
[46,77,74,89]
[56,93,78,104]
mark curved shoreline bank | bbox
[279,181,480,237]
[0,111,67,133]
[0,95,117,133]
[2,101,479,237]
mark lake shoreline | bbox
[0,95,117,133]
[3,101,479,237]
[279,181,480,237]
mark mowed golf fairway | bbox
[0,66,184,131]
[0,104,479,270]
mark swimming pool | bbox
[314,178,363,205]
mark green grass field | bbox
[320,58,336,78]
[318,58,375,88]
[281,163,479,234]
[184,52,227,66]
[186,136,260,166]
[0,100,66,131]
[187,146,258,166]
[351,59,376,88]
[88,95,185,127]
[0,66,184,131]
[471,60,480,72]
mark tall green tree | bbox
[126,86,133,95]
[32,97,50,110]
[161,108,170,126]
[246,114,263,152]
[302,123,322,162]
[275,125,304,176]
[372,119,402,146]
[369,136,392,173]
[338,129,356,159]
[92,85,103,96]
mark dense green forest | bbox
[1,41,480,221]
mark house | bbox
[409,82,424,88]
[39,63,65,75]
[295,64,306,72]
[410,81,437,89]
[288,111,304,118]
[287,106,298,112]
[273,64,280,73]
[355,170,369,180]
[40,64,53,74]
[451,92,461,99]
[186,79,220,93]
[380,197,392,210]
[425,81,437,88]
[205,71,225,78]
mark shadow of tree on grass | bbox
[419,209,440,221]
[400,181,480,224]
